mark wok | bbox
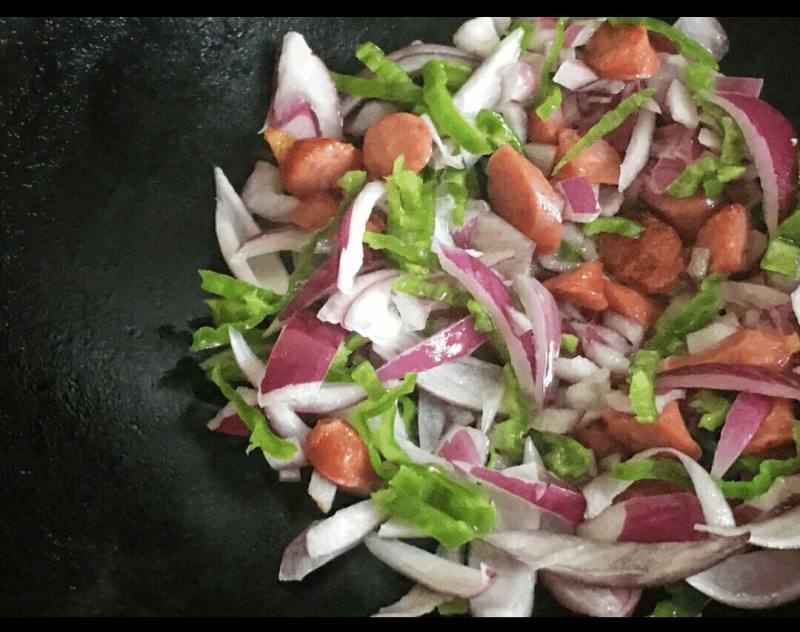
[2,16,799,616]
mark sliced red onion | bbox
[598,186,625,217]
[619,109,656,192]
[491,17,513,35]
[318,269,399,325]
[373,332,504,412]
[602,311,645,349]
[582,447,736,528]
[564,20,601,48]
[279,524,342,581]
[454,17,501,58]
[452,214,479,249]
[575,79,626,95]
[364,536,495,598]
[528,25,555,53]
[276,250,341,326]
[470,466,587,526]
[206,387,257,437]
[707,92,799,233]
[228,328,267,390]
[463,204,535,278]
[345,100,398,137]
[305,499,387,559]
[578,492,707,543]
[711,392,771,478]
[376,317,487,382]
[719,280,791,310]
[468,541,535,618]
[540,573,641,618]
[377,519,429,540]
[555,355,601,383]
[417,392,448,452]
[531,408,581,434]
[736,505,800,549]
[337,181,385,295]
[214,167,289,293]
[557,177,601,222]
[342,276,405,345]
[231,228,313,266]
[514,274,562,402]
[698,127,721,151]
[487,530,748,588]
[715,75,763,98]
[500,62,538,104]
[496,101,528,145]
[240,161,298,222]
[657,363,800,401]
[279,469,302,482]
[262,381,366,416]
[261,310,347,395]
[372,584,449,618]
[524,142,558,175]
[421,113,466,170]
[791,286,800,329]
[564,370,612,414]
[438,245,538,405]
[279,500,386,582]
[573,323,631,375]
[437,427,489,466]
[390,412,452,468]
[666,79,699,130]
[687,246,711,282]
[266,32,342,140]
[553,59,598,91]
[453,29,524,121]
[674,17,729,62]
[747,475,800,515]
[479,381,504,434]
[308,470,337,514]
[687,550,800,609]
[391,293,436,333]
[645,157,688,194]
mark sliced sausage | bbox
[663,329,800,371]
[363,112,433,178]
[641,188,722,242]
[288,191,342,230]
[583,22,662,80]
[602,401,702,461]
[599,215,685,295]
[695,203,751,275]
[280,138,363,198]
[554,128,622,185]
[544,261,609,311]
[603,280,662,327]
[743,398,797,457]
[487,144,563,256]
[304,418,378,496]
[527,106,567,145]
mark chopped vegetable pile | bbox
[193,16,800,618]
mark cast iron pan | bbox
[2,16,799,617]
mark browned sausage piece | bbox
[280,138,363,198]
[487,144,563,256]
[363,112,433,179]
[599,215,685,295]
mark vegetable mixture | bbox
[193,16,800,617]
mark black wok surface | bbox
[2,16,799,617]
